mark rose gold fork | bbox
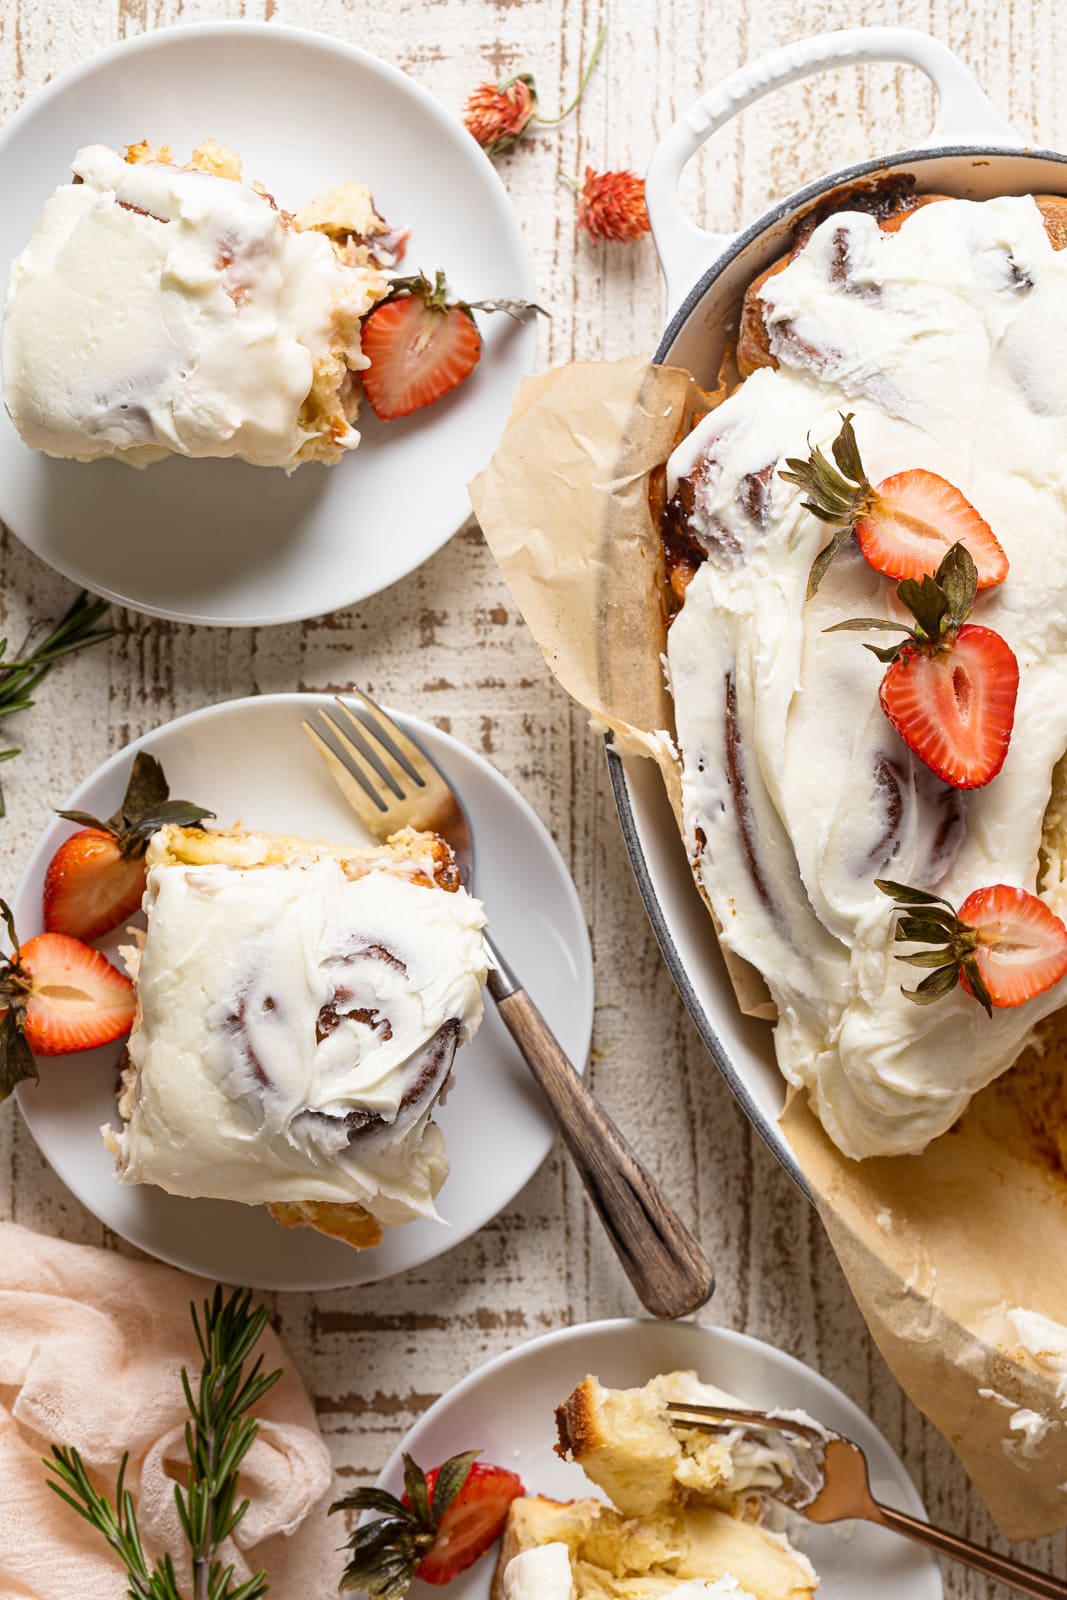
[668,1401,1067,1598]
[302,689,714,1321]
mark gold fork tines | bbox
[666,1400,826,1444]
[668,1403,1067,1597]
[302,695,460,840]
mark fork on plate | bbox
[668,1400,1067,1598]
[302,690,715,1321]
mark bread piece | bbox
[268,1197,382,1250]
[148,821,460,891]
[555,1375,798,1521]
[492,1495,815,1600]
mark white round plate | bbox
[10,693,593,1291]
[0,23,537,625]
[379,1318,942,1600]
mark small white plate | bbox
[0,23,537,625]
[379,1318,942,1600]
[10,693,593,1291]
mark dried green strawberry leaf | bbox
[402,1454,432,1527]
[875,880,956,909]
[0,1010,36,1101]
[805,526,855,599]
[114,751,169,830]
[430,1450,478,1520]
[903,963,961,1004]
[57,753,213,859]
[937,541,979,623]
[331,1487,409,1518]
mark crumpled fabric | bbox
[0,1222,339,1598]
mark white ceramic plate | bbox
[379,1318,942,1600]
[10,693,593,1291]
[607,749,802,1186]
[0,23,537,625]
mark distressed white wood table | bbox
[1,2,1064,1595]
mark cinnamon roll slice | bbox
[3,140,398,470]
[106,823,487,1248]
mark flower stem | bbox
[536,21,606,125]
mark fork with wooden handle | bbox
[668,1402,1067,1598]
[302,689,714,1321]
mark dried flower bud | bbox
[463,75,537,157]
[577,167,651,243]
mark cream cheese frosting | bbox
[2,144,386,469]
[503,1544,576,1600]
[666,194,1067,1159]
[112,846,486,1220]
[501,1547,755,1600]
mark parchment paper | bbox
[470,354,1067,1541]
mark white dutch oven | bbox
[609,27,1065,1187]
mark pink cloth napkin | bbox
[0,1222,340,1598]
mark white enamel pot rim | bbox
[609,26,1067,1194]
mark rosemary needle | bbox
[45,1287,282,1600]
[0,589,114,816]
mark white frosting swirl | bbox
[666,195,1067,1159]
[115,854,486,1219]
[2,145,385,469]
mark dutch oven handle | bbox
[646,26,1022,317]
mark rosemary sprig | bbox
[0,588,114,815]
[45,1287,282,1600]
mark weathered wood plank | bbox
[1,1,1063,1592]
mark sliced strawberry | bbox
[331,1450,524,1597]
[361,276,482,420]
[782,414,1008,595]
[880,623,1018,789]
[829,541,1018,789]
[416,1462,525,1585]
[856,469,1008,589]
[17,932,134,1055]
[43,828,146,940]
[360,271,543,421]
[45,751,213,941]
[957,885,1067,1009]
[878,879,1067,1014]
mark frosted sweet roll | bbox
[662,189,1067,1159]
[108,821,486,1249]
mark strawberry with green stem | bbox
[44,751,213,941]
[360,273,545,421]
[781,413,1008,598]
[332,1451,525,1597]
[827,541,1018,790]
[877,879,1067,1014]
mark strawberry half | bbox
[878,624,1018,789]
[44,829,147,942]
[44,751,213,940]
[415,1461,525,1585]
[0,900,135,1099]
[17,933,135,1055]
[331,1450,524,1598]
[781,413,1008,596]
[877,879,1067,1014]
[828,541,1018,789]
[360,271,543,421]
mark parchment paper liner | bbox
[471,354,1067,1541]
